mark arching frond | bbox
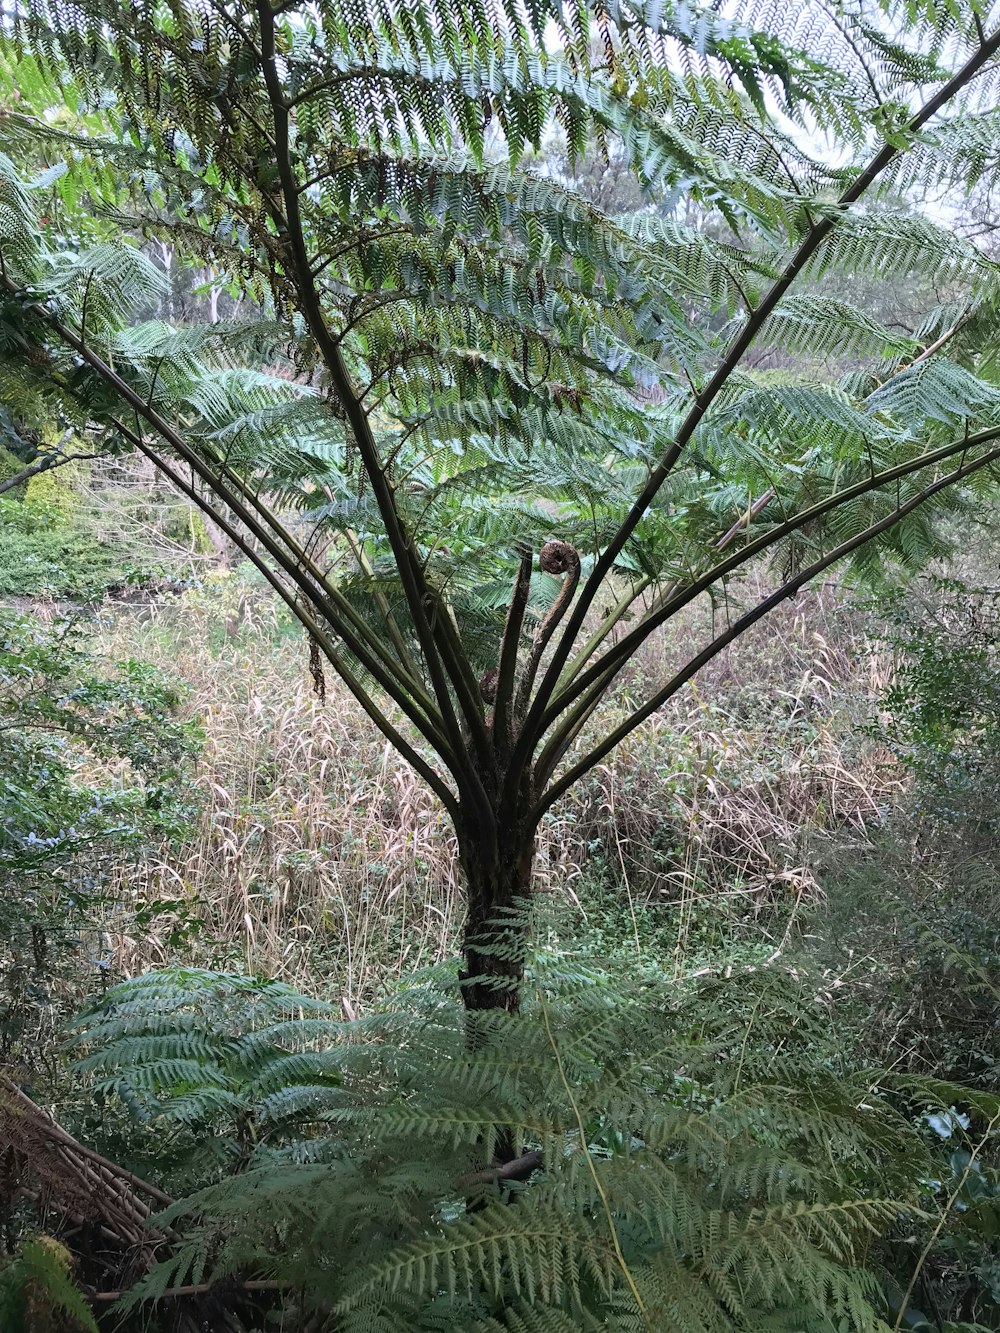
[70,954,972,1331]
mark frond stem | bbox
[538,993,650,1323]
[422,589,491,762]
[493,550,533,757]
[541,422,1000,733]
[256,2,494,825]
[535,437,1000,818]
[0,272,455,761]
[515,21,1000,771]
[126,430,459,816]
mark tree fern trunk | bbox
[458,810,535,1019]
[459,805,536,1172]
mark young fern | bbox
[0,1237,99,1333]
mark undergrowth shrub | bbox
[0,516,150,598]
[818,572,1000,1328]
[874,576,1000,857]
[0,454,160,599]
[824,573,1000,1082]
[0,484,154,598]
[23,462,80,521]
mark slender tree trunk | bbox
[457,800,536,1019]
[458,791,537,1171]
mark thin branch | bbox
[908,311,973,367]
[283,64,440,111]
[816,0,882,103]
[203,0,263,61]
[714,487,777,552]
[0,447,100,497]
[90,1278,286,1303]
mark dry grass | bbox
[98,588,460,1009]
[94,575,902,1006]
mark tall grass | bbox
[97,576,901,1005]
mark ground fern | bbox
[69,952,980,1331]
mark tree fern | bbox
[3,1,1000,1020]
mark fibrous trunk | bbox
[458,810,535,1019]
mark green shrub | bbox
[0,498,152,598]
[23,462,80,522]
[0,611,199,1078]
[0,1237,98,1333]
[823,575,1000,1082]
[871,576,1000,852]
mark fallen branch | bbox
[0,1073,174,1282]
[468,1148,544,1186]
[89,1278,287,1302]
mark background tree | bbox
[2,0,1000,1036]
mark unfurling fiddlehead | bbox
[491,550,533,749]
[513,541,581,722]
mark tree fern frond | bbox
[754,294,918,361]
[807,210,989,287]
[70,957,955,1328]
